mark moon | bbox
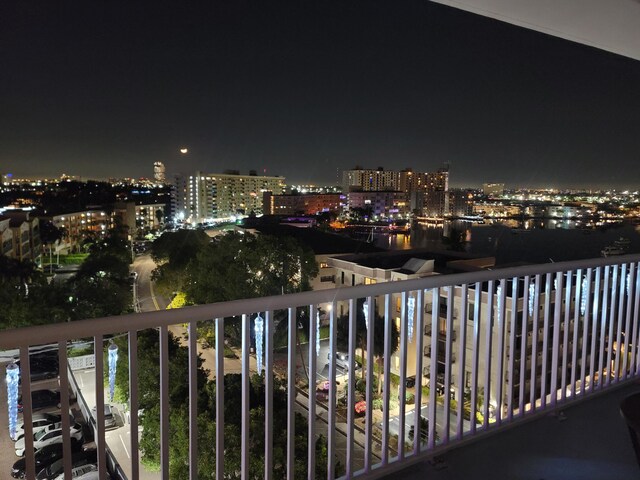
[180,148,188,154]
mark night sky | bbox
[1,1,639,188]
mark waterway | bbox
[354,220,640,266]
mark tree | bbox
[111,331,336,478]
[185,232,318,304]
[0,255,72,328]
[184,232,318,344]
[150,229,210,297]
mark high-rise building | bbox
[188,170,285,222]
[342,167,399,192]
[154,162,166,183]
[342,165,450,217]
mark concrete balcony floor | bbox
[392,382,640,480]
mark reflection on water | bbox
[362,220,640,265]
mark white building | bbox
[188,171,285,222]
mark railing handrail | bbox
[2,252,639,348]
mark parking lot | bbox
[0,361,83,477]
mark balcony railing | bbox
[2,253,640,479]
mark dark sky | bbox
[1,1,639,188]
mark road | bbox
[132,254,250,376]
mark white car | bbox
[13,412,74,441]
[54,463,107,480]
[15,422,83,457]
[74,466,111,480]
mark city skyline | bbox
[1,1,639,188]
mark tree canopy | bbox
[185,231,318,305]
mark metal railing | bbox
[2,253,640,480]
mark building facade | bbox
[188,171,285,222]
[0,211,41,263]
[263,192,342,215]
[342,166,450,217]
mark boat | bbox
[602,245,626,257]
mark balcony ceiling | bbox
[430,0,640,61]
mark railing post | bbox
[286,308,295,480]
[241,314,250,480]
[530,275,540,412]
[413,288,425,454]
[365,295,375,471]
[382,294,392,464]
[550,272,563,406]
[589,267,601,392]
[129,330,140,480]
[215,317,225,480]
[494,279,507,425]
[188,321,198,480]
[607,267,618,387]
[346,299,356,477]
[622,263,635,380]
[571,269,582,397]
[580,268,593,396]
[483,280,494,427]
[614,264,626,383]
[265,310,274,480]
[327,301,337,480]
[599,267,611,390]
[443,285,454,439]
[58,340,72,480]
[398,291,408,460]
[159,326,170,480]
[19,347,35,480]
[506,277,518,420]
[428,287,440,448]
[470,283,481,432]
[95,335,107,480]
[456,284,468,437]
[308,304,317,480]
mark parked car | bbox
[17,390,60,413]
[327,351,361,371]
[16,353,59,382]
[37,449,97,480]
[11,442,81,479]
[91,404,117,429]
[15,422,83,457]
[13,412,74,441]
[54,464,99,480]
[75,467,111,480]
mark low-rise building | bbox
[263,192,342,215]
[347,191,409,217]
[0,211,41,263]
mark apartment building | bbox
[187,170,285,222]
[262,192,342,215]
[328,250,604,422]
[0,211,41,263]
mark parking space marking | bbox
[119,433,130,458]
